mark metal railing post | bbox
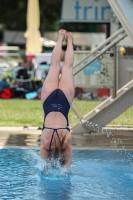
[112,44,118,98]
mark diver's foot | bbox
[66,32,73,46]
[66,32,73,40]
[58,29,66,42]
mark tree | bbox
[0,0,27,30]
[39,0,62,35]
[0,0,62,34]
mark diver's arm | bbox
[40,133,49,159]
[63,144,72,168]
[40,147,49,159]
[40,146,49,174]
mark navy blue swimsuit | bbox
[42,89,70,151]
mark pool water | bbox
[0,148,133,200]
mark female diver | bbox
[40,29,75,168]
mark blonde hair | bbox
[49,133,66,165]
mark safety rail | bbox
[73,27,127,76]
[71,27,133,133]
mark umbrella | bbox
[24,0,42,54]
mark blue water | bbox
[0,148,133,200]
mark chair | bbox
[0,65,9,81]
[12,66,35,90]
[35,64,50,80]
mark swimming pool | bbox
[0,148,133,200]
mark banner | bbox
[61,0,111,22]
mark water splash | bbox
[24,149,70,180]
[42,157,69,179]
[79,119,133,166]
[78,119,103,133]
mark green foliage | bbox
[39,0,62,33]
[0,0,62,32]
[60,23,104,33]
[0,0,27,30]
[0,0,103,38]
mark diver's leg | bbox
[59,32,75,104]
[41,29,66,102]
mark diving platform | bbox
[71,80,133,134]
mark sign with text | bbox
[73,52,114,87]
[84,61,101,74]
[61,0,111,22]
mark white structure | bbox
[108,0,133,44]
[61,0,111,22]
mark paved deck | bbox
[0,126,133,149]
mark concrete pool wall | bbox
[0,126,133,149]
